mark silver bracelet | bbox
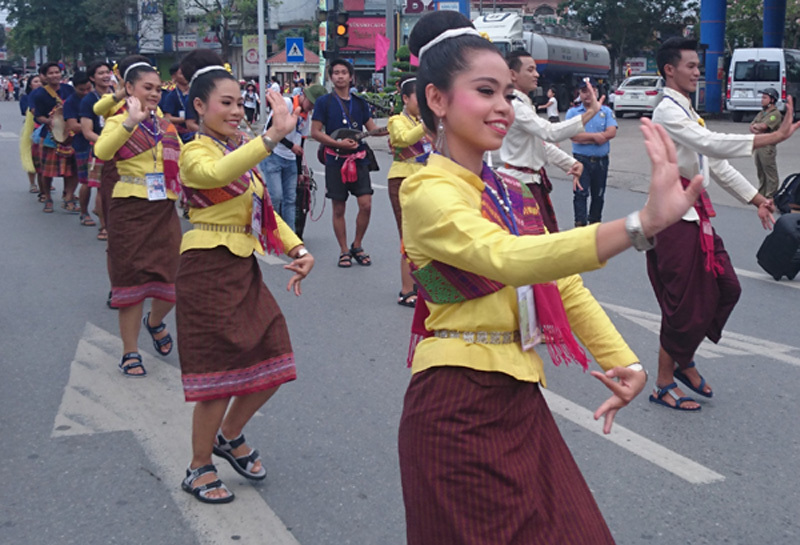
[262,134,277,152]
[625,212,656,252]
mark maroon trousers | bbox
[646,220,741,367]
[398,366,615,545]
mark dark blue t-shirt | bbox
[312,92,372,163]
[63,91,89,152]
[30,83,74,138]
[162,87,195,142]
[79,92,104,138]
[20,94,29,116]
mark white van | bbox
[726,47,800,122]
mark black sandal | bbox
[181,464,235,504]
[119,352,146,378]
[143,312,173,356]
[350,244,372,266]
[213,430,267,480]
[338,252,352,268]
[398,290,417,308]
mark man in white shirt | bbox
[648,37,800,411]
[498,50,600,233]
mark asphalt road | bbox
[2,100,800,545]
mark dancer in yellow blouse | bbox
[94,55,182,378]
[386,75,432,307]
[175,51,314,504]
[398,11,705,545]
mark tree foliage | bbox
[560,0,697,80]
[186,0,258,60]
[277,24,319,55]
[726,0,800,50]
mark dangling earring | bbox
[435,117,449,158]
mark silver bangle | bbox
[625,212,656,252]
[262,134,277,152]
[627,362,648,375]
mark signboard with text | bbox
[341,18,386,51]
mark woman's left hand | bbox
[284,253,315,296]
[590,366,647,434]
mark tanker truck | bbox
[473,12,611,110]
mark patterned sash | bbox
[408,162,589,370]
[116,116,181,195]
[182,132,284,256]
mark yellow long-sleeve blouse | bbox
[399,154,638,386]
[386,113,429,180]
[178,134,302,258]
[94,113,179,201]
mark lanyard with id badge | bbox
[484,175,542,351]
[140,114,167,201]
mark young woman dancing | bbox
[397,11,704,544]
[175,51,314,504]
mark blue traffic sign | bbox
[286,37,305,63]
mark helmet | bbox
[759,88,779,102]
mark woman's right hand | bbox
[125,97,147,125]
[638,118,703,238]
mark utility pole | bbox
[385,0,395,88]
[258,0,267,126]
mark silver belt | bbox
[432,329,520,344]
[192,223,252,234]
[118,175,147,186]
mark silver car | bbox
[612,76,665,117]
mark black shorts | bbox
[325,159,373,201]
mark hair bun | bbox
[408,11,474,57]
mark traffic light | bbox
[335,12,349,50]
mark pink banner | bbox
[342,17,386,51]
[410,54,419,67]
[375,34,390,71]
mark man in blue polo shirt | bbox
[565,77,617,227]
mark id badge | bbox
[145,173,167,201]
[251,192,263,237]
[423,141,433,154]
[517,286,542,351]
[179,110,186,120]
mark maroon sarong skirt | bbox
[107,197,180,307]
[646,220,741,367]
[99,160,118,227]
[175,247,296,402]
[398,366,615,545]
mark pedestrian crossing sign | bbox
[286,38,305,63]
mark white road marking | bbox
[600,301,800,365]
[734,267,800,289]
[0,131,19,138]
[542,390,725,485]
[53,322,301,545]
